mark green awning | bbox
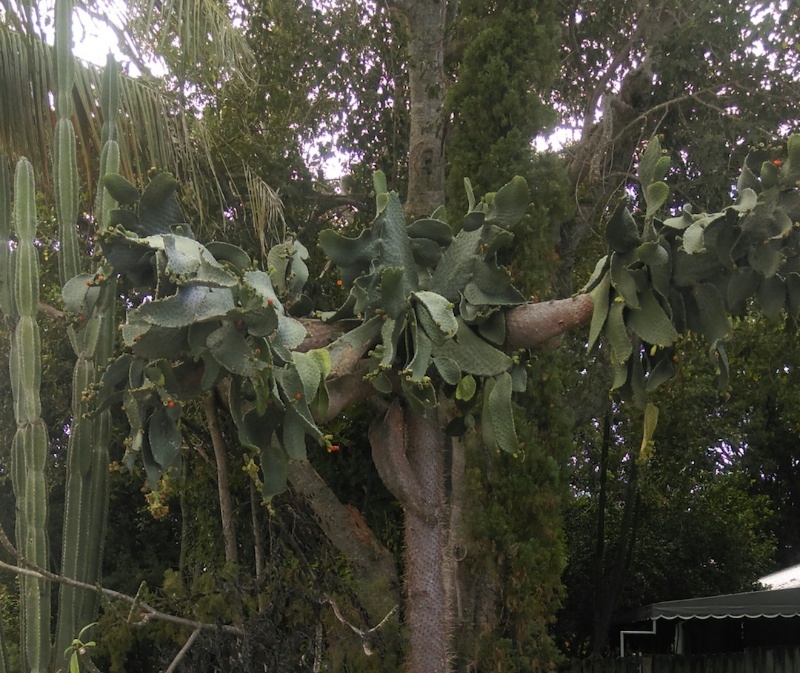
[631,587,800,621]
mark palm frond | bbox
[123,0,255,88]
[244,164,286,259]
[0,23,237,229]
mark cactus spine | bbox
[5,157,51,673]
[54,1,119,663]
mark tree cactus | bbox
[5,16,798,667]
[92,166,534,673]
[96,172,331,498]
[320,172,530,445]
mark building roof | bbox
[630,587,800,622]
[759,563,800,590]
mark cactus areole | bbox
[85,134,800,673]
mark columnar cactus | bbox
[54,37,121,666]
[5,157,51,673]
[0,161,9,673]
[2,5,137,664]
[53,0,80,287]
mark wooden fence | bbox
[568,648,800,673]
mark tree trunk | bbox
[370,401,454,673]
[287,460,400,626]
[591,455,642,653]
[249,480,267,613]
[203,392,238,566]
[393,0,448,220]
[404,407,453,673]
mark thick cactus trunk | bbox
[0,160,9,673]
[394,0,448,221]
[370,402,454,673]
[404,409,453,673]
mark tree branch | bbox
[322,593,398,650]
[203,391,239,565]
[287,458,400,626]
[78,5,154,77]
[297,319,357,353]
[287,461,398,581]
[580,29,643,138]
[321,365,376,422]
[0,523,243,636]
[383,0,412,12]
[505,294,594,350]
[164,627,202,673]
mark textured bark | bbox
[370,400,436,523]
[321,364,375,422]
[296,318,355,354]
[286,460,399,619]
[406,410,451,673]
[505,294,594,350]
[227,292,597,672]
[393,0,448,220]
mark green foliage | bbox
[557,332,777,655]
[0,577,19,673]
[97,168,539,513]
[445,0,562,210]
[192,0,408,247]
[96,174,327,498]
[55,47,121,663]
[454,166,576,672]
[64,623,97,673]
[4,3,800,670]
[706,315,800,567]
[320,174,529,443]
[559,0,800,215]
[460,352,572,672]
[588,136,800,411]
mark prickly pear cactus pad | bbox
[92,174,327,497]
[319,171,531,453]
[586,134,800,414]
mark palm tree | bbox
[0,0,284,234]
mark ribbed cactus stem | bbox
[0,158,13,319]
[54,0,80,287]
[9,157,51,673]
[54,0,75,119]
[55,118,80,283]
[0,157,11,673]
[55,52,121,662]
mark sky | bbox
[57,1,569,169]
[48,1,789,171]
[38,0,165,77]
